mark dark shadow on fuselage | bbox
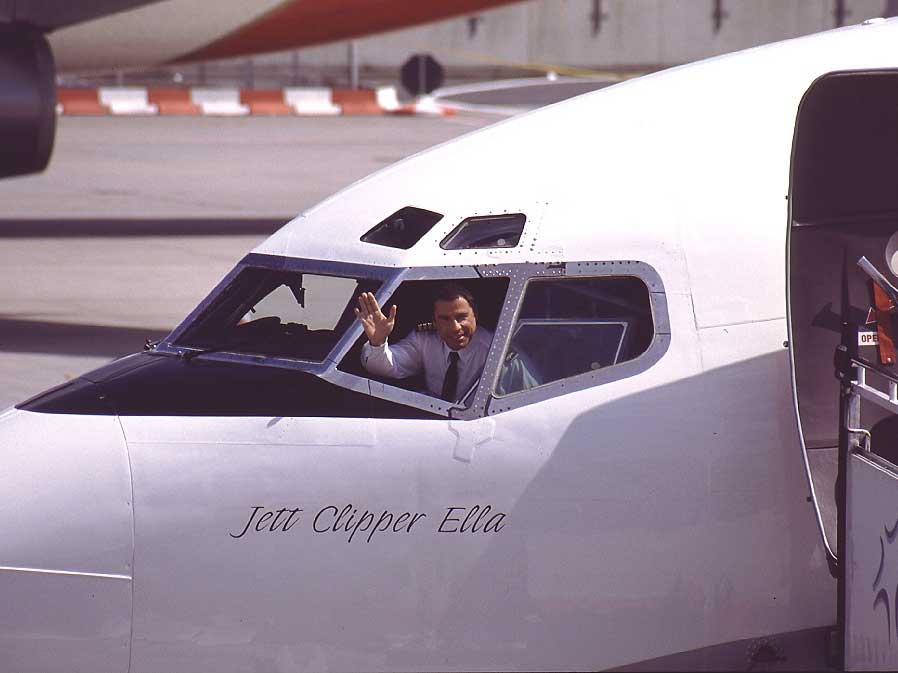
[410,350,834,671]
[0,218,288,237]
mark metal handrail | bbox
[849,356,898,418]
[849,355,898,386]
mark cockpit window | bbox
[361,206,444,249]
[338,276,509,401]
[175,267,381,361]
[495,276,654,396]
[440,213,526,250]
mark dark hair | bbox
[431,282,477,317]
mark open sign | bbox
[859,331,880,346]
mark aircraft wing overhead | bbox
[41,0,525,73]
[177,0,525,63]
[0,0,164,30]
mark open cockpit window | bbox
[338,277,509,402]
[174,266,381,362]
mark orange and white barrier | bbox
[56,88,109,115]
[54,86,454,117]
[97,87,158,115]
[284,87,341,116]
[191,88,249,116]
[149,88,202,115]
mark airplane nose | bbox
[0,407,133,671]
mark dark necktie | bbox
[441,351,460,401]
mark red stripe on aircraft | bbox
[174,0,523,63]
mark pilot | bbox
[356,283,492,402]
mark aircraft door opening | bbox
[788,69,898,670]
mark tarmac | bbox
[0,112,497,408]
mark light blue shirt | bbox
[361,328,493,400]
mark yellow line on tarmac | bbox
[446,50,650,81]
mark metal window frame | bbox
[336,260,669,420]
[155,253,400,378]
[473,260,671,418]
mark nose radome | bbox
[0,408,132,572]
[0,408,133,671]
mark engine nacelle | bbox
[0,24,56,178]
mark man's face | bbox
[434,297,477,350]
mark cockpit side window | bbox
[496,276,654,396]
[174,267,381,362]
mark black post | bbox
[590,0,608,36]
[833,0,849,27]
[291,51,300,86]
[712,0,728,34]
[418,56,425,98]
[833,249,857,670]
[243,59,254,90]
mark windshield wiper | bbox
[180,341,247,361]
